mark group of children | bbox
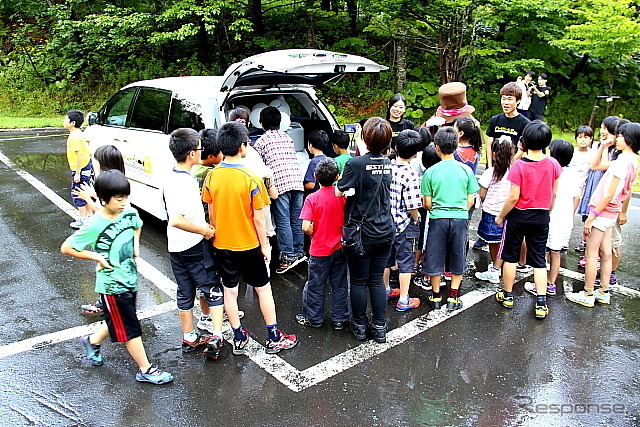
[59,79,638,383]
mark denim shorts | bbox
[477,211,504,244]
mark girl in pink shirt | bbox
[566,122,640,308]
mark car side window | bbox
[102,88,137,127]
[168,95,204,133]
[129,88,171,132]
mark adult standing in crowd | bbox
[529,73,551,121]
[432,82,477,126]
[336,117,394,344]
[386,94,414,150]
[515,71,535,119]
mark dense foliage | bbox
[2,0,640,129]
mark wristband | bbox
[590,207,601,217]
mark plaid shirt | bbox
[390,159,422,234]
[254,130,304,194]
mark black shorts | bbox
[215,246,270,288]
[101,291,142,343]
[498,219,548,268]
[170,240,224,311]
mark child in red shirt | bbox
[296,157,350,329]
[495,121,562,319]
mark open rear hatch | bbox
[220,49,388,91]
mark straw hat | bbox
[435,82,476,123]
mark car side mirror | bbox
[87,112,98,125]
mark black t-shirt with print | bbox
[388,118,415,150]
[529,86,551,115]
[486,113,530,147]
[337,153,394,243]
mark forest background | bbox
[2,0,640,130]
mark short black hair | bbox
[433,127,458,155]
[260,106,281,131]
[169,128,200,162]
[94,145,125,174]
[95,169,130,204]
[414,126,432,149]
[521,120,552,151]
[200,128,221,158]
[66,110,84,128]
[308,130,330,152]
[575,125,593,139]
[395,129,422,159]
[525,71,536,78]
[332,130,350,150]
[422,145,441,170]
[314,157,338,187]
[539,73,548,80]
[217,121,248,156]
[618,122,640,154]
[549,139,574,167]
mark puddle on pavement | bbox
[13,152,68,173]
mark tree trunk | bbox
[396,39,407,92]
[250,0,264,37]
[346,0,357,36]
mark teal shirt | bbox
[334,153,352,175]
[421,159,479,219]
[68,206,143,294]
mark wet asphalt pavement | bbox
[0,129,639,427]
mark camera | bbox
[344,123,357,133]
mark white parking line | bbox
[0,134,66,142]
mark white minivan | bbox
[85,49,387,219]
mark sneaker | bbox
[386,288,400,299]
[181,334,210,353]
[135,364,173,384]
[516,264,531,274]
[290,254,308,269]
[495,291,514,309]
[412,263,422,276]
[331,320,345,330]
[265,330,298,354]
[472,239,486,250]
[70,219,84,229]
[594,289,611,305]
[428,295,442,309]
[350,321,367,340]
[81,300,104,315]
[524,282,557,296]
[535,304,549,319]
[276,259,294,274]
[295,314,323,328]
[575,241,586,252]
[446,297,462,312]
[443,272,452,281]
[578,256,600,269]
[222,310,244,321]
[389,269,400,283]
[396,297,420,312]
[80,335,103,366]
[203,336,223,360]
[233,329,249,355]
[413,276,432,291]
[609,271,618,286]
[367,322,387,344]
[475,268,500,284]
[565,290,595,308]
[196,318,214,333]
